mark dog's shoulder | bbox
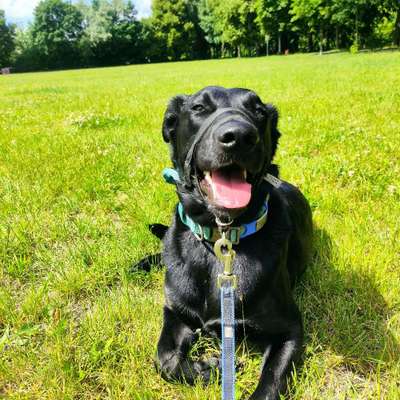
[261,180,312,239]
[162,210,213,271]
[272,180,312,227]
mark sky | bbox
[0,0,152,25]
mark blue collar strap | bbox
[163,168,278,244]
[163,168,181,185]
[178,200,268,244]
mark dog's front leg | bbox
[249,328,303,400]
[156,306,217,385]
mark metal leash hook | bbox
[214,222,237,400]
[214,232,237,289]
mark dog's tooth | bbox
[204,171,212,183]
[243,170,247,179]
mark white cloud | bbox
[0,0,41,23]
[0,0,151,25]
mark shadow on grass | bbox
[128,226,398,397]
[318,47,399,56]
[296,227,399,375]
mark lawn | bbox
[0,51,399,399]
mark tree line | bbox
[1,0,399,72]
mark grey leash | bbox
[220,284,236,400]
[214,227,237,400]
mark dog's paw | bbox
[155,353,220,385]
[206,356,220,369]
[193,358,221,384]
[248,389,280,400]
[148,223,168,239]
[130,253,163,273]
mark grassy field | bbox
[0,52,399,399]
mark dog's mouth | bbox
[197,165,252,210]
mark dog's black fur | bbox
[146,86,313,399]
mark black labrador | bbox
[141,86,313,400]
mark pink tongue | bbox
[210,170,252,209]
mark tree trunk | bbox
[335,26,339,49]
[319,26,323,55]
[278,34,281,54]
[355,11,359,47]
[237,45,241,58]
[308,33,313,52]
[265,35,269,56]
[221,42,225,58]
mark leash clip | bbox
[215,216,233,228]
[218,273,237,289]
[216,231,237,399]
[214,232,237,289]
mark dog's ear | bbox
[162,95,187,143]
[264,103,281,160]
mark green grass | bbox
[0,52,399,399]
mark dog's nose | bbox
[217,124,259,150]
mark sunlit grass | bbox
[0,52,399,399]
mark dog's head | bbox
[162,86,280,224]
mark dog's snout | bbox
[216,123,259,150]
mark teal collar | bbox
[163,168,180,185]
[163,168,281,244]
[177,200,269,243]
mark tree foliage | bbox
[150,0,206,60]
[198,0,223,56]
[0,9,16,67]
[77,0,142,65]
[3,0,400,72]
[31,0,84,69]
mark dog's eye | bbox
[191,104,205,112]
[255,105,266,118]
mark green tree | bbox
[11,28,42,72]
[150,0,206,61]
[77,0,142,66]
[381,0,400,46]
[330,0,384,49]
[212,0,260,57]
[4,0,399,72]
[255,0,294,54]
[291,0,332,54]
[198,0,223,57]
[138,17,165,62]
[394,3,400,45]
[31,0,84,69]
[0,10,16,67]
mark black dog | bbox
[145,86,313,400]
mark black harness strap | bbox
[182,107,254,188]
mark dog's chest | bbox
[163,220,288,329]
[194,243,279,322]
